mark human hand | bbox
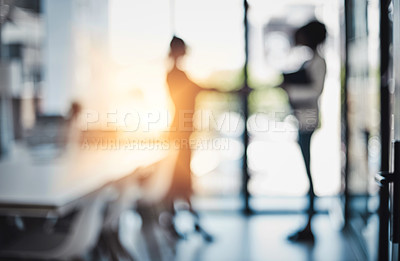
[236,86,252,96]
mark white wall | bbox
[42,0,73,115]
[41,0,109,115]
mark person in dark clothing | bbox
[163,36,212,241]
[281,21,327,242]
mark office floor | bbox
[117,211,361,261]
[0,210,369,261]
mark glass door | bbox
[377,0,400,260]
[389,0,400,259]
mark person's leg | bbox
[159,147,186,239]
[288,131,315,242]
[298,131,315,229]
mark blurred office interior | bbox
[0,0,397,260]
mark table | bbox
[0,141,171,259]
[0,142,168,215]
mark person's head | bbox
[294,20,327,50]
[169,36,186,61]
[68,101,82,120]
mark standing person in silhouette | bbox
[281,21,327,242]
[163,36,212,241]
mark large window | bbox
[109,0,245,196]
[246,0,342,197]
[108,0,342,199]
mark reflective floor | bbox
[117,210,361,261]
[0,196,377,261]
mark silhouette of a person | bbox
[163,36,212,241]
[281,21,327,242]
